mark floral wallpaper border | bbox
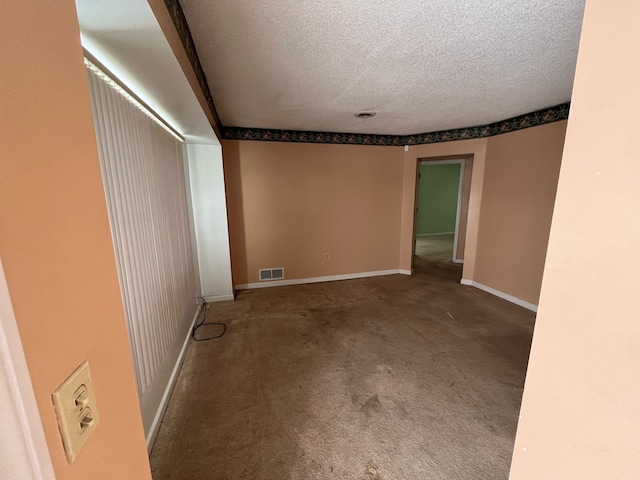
[162,0,222,130]
[221,103,570,146]
[163,0,569,146]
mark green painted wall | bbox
[416,163,461,235]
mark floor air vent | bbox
[259,267,284,281]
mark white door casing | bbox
[0,258,55,480]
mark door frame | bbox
[416,158,466,263]
[0,257,55,479]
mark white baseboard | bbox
[235,269,411,290]
[460,279,538,312]
[453,258,464,264]
[203,293,235,303]
[142,301,203,453]
[417,232,455,237]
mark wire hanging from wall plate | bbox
[191,300,227,341]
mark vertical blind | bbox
[86,61,198,398]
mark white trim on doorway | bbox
[0,258,55,480]
[417,159,465,263]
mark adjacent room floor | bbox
[150,256,535,480]
[415,234,455,263]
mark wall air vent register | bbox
[259,268,285,281]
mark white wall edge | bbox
[144,301,203,453]
[0,258,56,479]
[186,144,234,302]
[203,294,235,303]
[460,279,538,312]
[235,269,409,290]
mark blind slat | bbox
[86,65,197,398]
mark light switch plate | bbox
[52,360,100,463]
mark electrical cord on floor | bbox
[192,299,227,341]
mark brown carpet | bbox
[150,257,534,480]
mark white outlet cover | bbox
[51,360,100,463]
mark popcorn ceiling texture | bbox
[178,0,585,136]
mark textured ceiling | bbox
[179,0,585,135]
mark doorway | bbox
[414,158,471,265]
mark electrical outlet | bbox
[52,361,100,463]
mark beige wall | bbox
[222,140,405,285]
[0,2,151,479]
[474,121,567,304]
[225,124,566,300]
[510,0,640,478]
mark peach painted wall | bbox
[226,125,566,295]
[456,159,474,260]
[222,140,405,285]
[509,0,640,478]
[474,121,567,305]
[0,2,151,479]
